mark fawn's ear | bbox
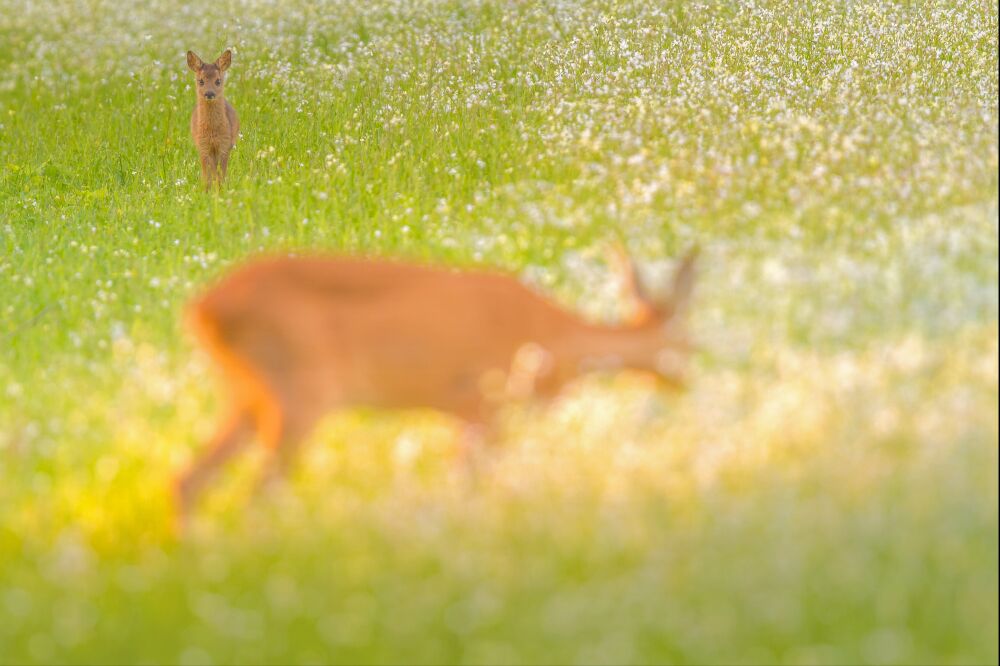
[216,50,232,71]
[663,246,699,322]
[187,51,203,72]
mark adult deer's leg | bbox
[174,408,254,523]
[253,393,321,496]
[452,395,498,486]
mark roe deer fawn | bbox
[187,49,239,189]
[174,247,697,522]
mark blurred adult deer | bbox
[187,49,239,189]
[174,247,697,522]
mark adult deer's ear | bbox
[605,240,656,325]
[662,246,699,323]
[216,49,232,71]
[187,51,203,72]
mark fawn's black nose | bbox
[204,91,216,100]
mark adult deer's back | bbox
[175,250,697,522]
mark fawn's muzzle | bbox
[204,92,216,100]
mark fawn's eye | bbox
[198,80,204,86]
[215,79,221,86]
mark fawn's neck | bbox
[196,97,228,128]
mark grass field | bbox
[1,0,998,663]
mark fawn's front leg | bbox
[219,149,231,184]
[199,151,215,191]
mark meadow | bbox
[0,0,998,663]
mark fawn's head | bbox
[187,50,232,102]
[605,245,699,388]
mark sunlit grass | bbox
[0,0,997,663]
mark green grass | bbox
[1,0,997,663]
